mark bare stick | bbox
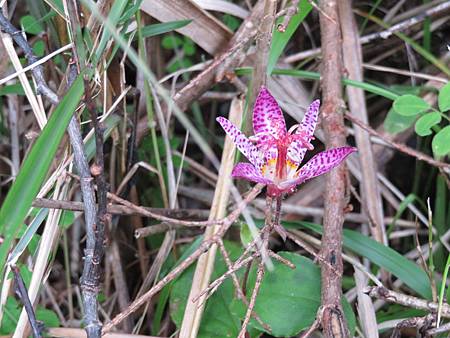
[345,112,450,171]
[238,259,265,338]
[102,185,263,332]
[32,198,209,220]
[12,266,42,338]
[365,286,450,317]
[318,1,349,336]
[107,191,220,227]
[278,0,299,32]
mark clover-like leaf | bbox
[393,94,430,116]
[432,126,450,157]
[438,82,450,112]
[414,112,441,136]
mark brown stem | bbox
[318,1,349,337]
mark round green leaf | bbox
[432,126,450,157]
[414,112,441,136]
[438,82,450,112]
[393,94,430,116]
[237,252,355,337]
[383,108,417,134]
[32,40,45,57]
[20,15,44,35]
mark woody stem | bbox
[274,196,282,228]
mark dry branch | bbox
[318,1,349,337]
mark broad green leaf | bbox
[170,241,243,338]
[383,108,417,134]
[438,82,450,112]
[393,94,430,116]
[0,75,84,281]
[268,0,313,74]
[0,83,25,96]
[233,252,355,337]
[415,112,441,136]
[285,221,432,299]
[36,307,60,327]
[20,15,44,35]
[432,126,450,157]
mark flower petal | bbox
[232,163,273,184]
[253,87,286,144]
[287,99,320,167]
[280,146,357,189]
[217,116,264,171]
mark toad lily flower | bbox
[217,87,357,197]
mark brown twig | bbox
[365,286,450,317]
[238,256,265,338]
[32,198,209,219]
[102,184,263,332]
[277,0,299,32]
[12,266,43,338]
[318,1,349,337]
[345,112,450,170]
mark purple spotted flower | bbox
[216,87,357,197]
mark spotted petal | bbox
[280,146,357,189]
[252,87,286,145]
[232,163,273,184]
[217,116,264,170]
[287,99,320,167]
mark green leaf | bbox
[285,221,432,299]
[232,252,355,337]
[393,94,430,116]
[0,297,20,334]
[432,126,450,157]
[20,15,44,35]
[162,35,184,50]
[415,112,441,136]
[36,307,60,327]
[170,241,243,338]
[239,222,253,248]
[222,14,241,31]
[383,108,417,134]
[268,0,313,74]
[438,82,450,112]
[139,20,192,39]
[0,75,84,280]
[32,40,45,57]
[59,211,75,229]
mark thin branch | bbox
[345,112,450,171]
[12,266,42,338]
[32,198,209,219]
[365,286,450,317]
